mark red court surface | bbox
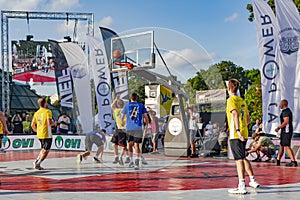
[1,150,300,194]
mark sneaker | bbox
[141,158,148,165]
[35,164,44,170]
[77,154,83,164]
[134,159,140,170]
[265,157,271,162]
[33,160,38,169]
[125,157,130,164]
[252,157,262,162]
[286,161,298,167]
[249,181,260,188]
[93,157,101,163]
[128,161,135,168]
[190,154,199,158]
[113,157,119,164]
[228,187,247,195]
[119,157,124,166]
[276,159,280,166]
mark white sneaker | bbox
[228,187,247,194]
[249,181,260,188]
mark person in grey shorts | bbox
[77,129,106,164]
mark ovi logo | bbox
[2,136,11,149]
[55,135,64,149]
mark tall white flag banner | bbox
[87,35,113,134]
[252,0,280,134]
[275,0,300,132]
[59,42,94,133]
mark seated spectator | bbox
[255,123,265,136]
[247,132,276,162]
[12,114,23,134]
[218,122,228,152]
[251,119,260,134]
[212,122,219,136]
[57,113,70,134]
[204,121,213,137]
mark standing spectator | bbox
[121,93,149,170]
[12,114,23,134]
[31,98,55,170]
[22,114,31,134]
[57,113,70,134]
[5,113,12,134]
[160,116,169,147]
[21,112,27,121]
[197,117,204,138]
[275,99,298,167]
[188,106,199,158]
[226,79,259,194]
[251,119,260,134]
[150,111,159,154]
[0,111,9,153]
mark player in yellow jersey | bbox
[0,110,8,153]
[226,79,260,195]
[0,110,8,184]
[31,98,55,170]
[111,94,130,165]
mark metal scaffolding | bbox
[1,10,94,114]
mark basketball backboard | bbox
[111,30,155,72]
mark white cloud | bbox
[224,12,239,22]
[159,48,217,70]
[154,48,217,81]
[0,0,41,11]
[43,0,81,11]
[98,16,113,27]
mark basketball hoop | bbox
[114,61,134,70]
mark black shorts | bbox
[280,132,293,146]
[229,139,247,160]
[39,138,53,150]
[111,130,127,147]
[127,130,143,144]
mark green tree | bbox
[128,71,148,104]
[247,0,300,22]
[188,61,249,97]
[245,84,262,125]
[184,81,197,105]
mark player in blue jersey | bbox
[121,93,149,169]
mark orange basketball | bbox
[113,50,122,58]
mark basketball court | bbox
[1,150,300,199]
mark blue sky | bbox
[1,0,259,72]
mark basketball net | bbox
[114,61,134,70]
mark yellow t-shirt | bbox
[226,95,249,139]
[0,122,3,135]
[32,108,52,139]
[113,108,126,129]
